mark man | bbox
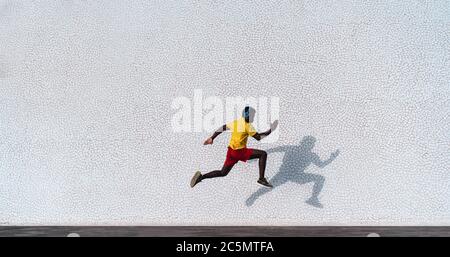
[190,106,278,188]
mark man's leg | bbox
[191,148,238,188]
[248,149,267,179]
[200,164,234,181]
[191,164,234,188]
[248,149,272,187]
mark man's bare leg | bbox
[201,164,234,180]
[191,164,234,187]
[249,149,272,187]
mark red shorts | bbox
[224,147,254,167]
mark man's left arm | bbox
[252,120,279,141]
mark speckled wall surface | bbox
[0,1,449,225]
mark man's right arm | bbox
[204,124,228,145]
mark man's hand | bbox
[203,137,213,145]
[270,120,279,131]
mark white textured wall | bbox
[0,0,449,225]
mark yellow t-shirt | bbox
[226,118,257,150]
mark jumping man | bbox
[190,106,279,188]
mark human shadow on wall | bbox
[246,136,340,208]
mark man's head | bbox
[242,106,256,123]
